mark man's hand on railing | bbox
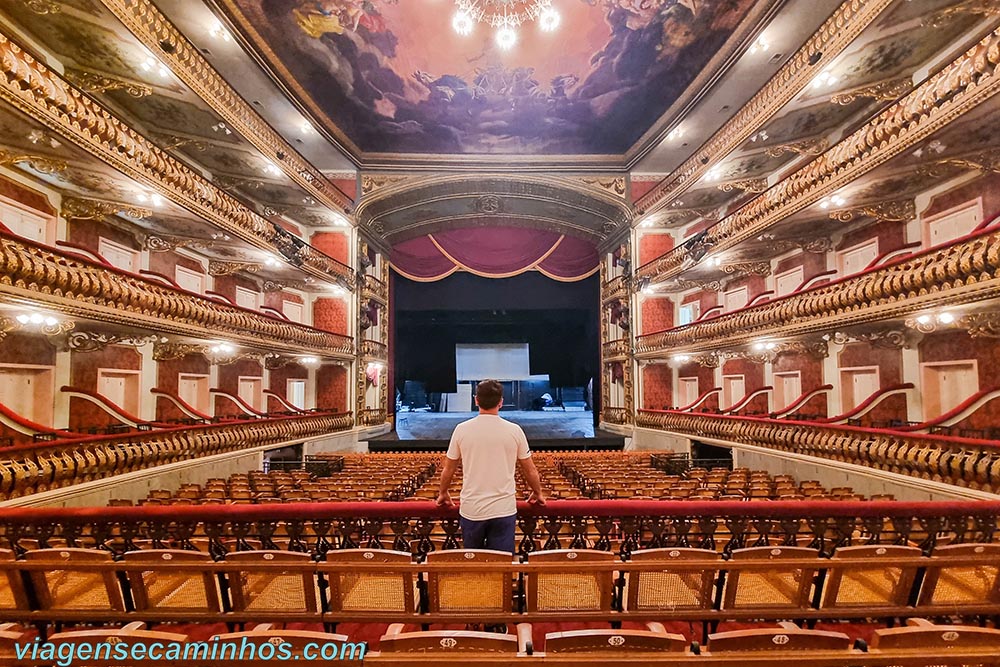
[435,490,454,507]
[527,490,547,506]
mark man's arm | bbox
[436,456,459,507]
[518,456,547,505]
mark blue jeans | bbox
[460,514,517,554]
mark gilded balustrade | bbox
[362,273,388,305]
[602,338,630,361]
[635,226,1000,356]
[602,407,629,425]
[361,338,388,362]
[601,275,627,304]
[0,33,353,288]
[0,233,355,358]
[636,409,1000,492]
[636,25,1000,283]
[358,407,388,426]
[0,412,353,500]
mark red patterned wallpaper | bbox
[837,343,904,423]
[772,353,826,417]
[155,355,210,421]
[775,251,825,279]
[681,290,718,316]
[837,219,906,256]
[311,231,350,264]
[638,233,674,266]
[0,333,56,443]
[68,345,142,430]
[919,332,1000,429]
[330,178,357,202]
[313,297,349,335]
[0,175,54,215]
[148,252,204,281]
[678,362,718,411]
[216,359,263,417]
[630,180,658,203]
[641,297,673,335]
[268,365,309,412]
[923,172,1000,222]
[67,218,138,256]
[642,364,672,410]
[317,364,348,412]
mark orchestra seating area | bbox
[121,452,868,506]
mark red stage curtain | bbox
[390,227,598,282]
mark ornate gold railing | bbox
[0,32,353,288]
[600,275,627,305]
[362,273,388,305]
[635,226,1000,356]
[361,338,388,362]
[0,233,354,358]
[636,409,1000,492]
[602,338,630,361]
[636,25,1000,284]
[358,408,388,426]
[0,412,353,500]
[602,407,629,425]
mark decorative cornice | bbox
[93,0,353,214]
[208,261,261,277]
[263,279,309,292]
[360,174,408,195]
[636,26,1000,284]
[718,178,768,194]
[0,32,354,289]
[581,176,627,199]
[764,138,829,158]
[0,233,354,358]
[12,0,60,14]
[140,234,213,253]
[151,342,205,362]
[829,76,912,106]
[0,314,75,340]
[829,199,917,223]
[922,0,1000,28]
[831,327,920,350]
[905,311,1000,338]
[61,197,151,222]
[635,0,898,215]
[635,227,1000,357]
[758,234,834,254]
[0,148,67,174]
[58,330,157,352]
[64,69,152,98]
[722,261,771,278]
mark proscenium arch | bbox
[355,174,635,248]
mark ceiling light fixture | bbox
[140,56,170,79]
[452,0,560,51]
[811,71,837,89]
[209,19,231,42]
[263,161,282,177]
[748,35,769,55]
[819,194,847,209]
[667,126,684,141]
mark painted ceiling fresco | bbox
[218,0,764,156]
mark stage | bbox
[370,410,624,452]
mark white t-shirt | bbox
[446,414,531,521]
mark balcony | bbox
[602,407,629,425]
[635,225,1000,357]
[358,407,388,426]
[0,232,354,359]
[0,412,353,500]
[601,275,627,305]
[635,409,1000,492]
[361,338,388,362]
[602,338,630,361]
[362,272,388,305]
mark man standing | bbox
[436,379,546,553]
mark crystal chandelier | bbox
[452,0,561,51]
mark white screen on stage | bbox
[456,344,532,381]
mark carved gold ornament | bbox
[829,199,916,223]
[61,197,152,222]
[65,70,152,98]
[718,178,769,194]
[0,148,67,174]
[830,76,912,105]
[208,261,261,276]
[764,138,829,158]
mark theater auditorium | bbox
[0,0,999,663]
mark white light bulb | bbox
[765,342,776,350]
[452,10,473,35]
[29,313,43,324]
[44,316,58,326]
[15,314,29,324]
[937,312,954,324]
[916,314,931,325]
[149,194,163,207]
[496,26,517,50]
[753,343,764,351]
[264,161,281,176]
[539,7,560,32]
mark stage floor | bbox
[393,410,595,440]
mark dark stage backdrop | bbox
[393,271,600,395]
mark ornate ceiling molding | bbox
[763,138,829,158]
[722,261,772,278]
[580,176,627,199]
[360,174,409,195]
[922,0,1000,28]
[635,0,898,215]
[0,315,74,341]
[93,0,353,214]
[208,261,261,277]
[829,76,912,106]
[61,197,151,221]
[12,0,60,14]
[757,234,834,254]
[0,148,67,174]
[831,327,920,350]
[905,311,1000,338]
[829,199,916,223]
[58,330,158,352]
[262,279,309,292]
[718,178,769,194]
[636,25,1000,284]
[64,69,152,98]
[139,234,213,253]
[0,31,354,289]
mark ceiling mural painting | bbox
[217,0,767,157]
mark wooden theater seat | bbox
[369,623,530,659]
[43,622,188,666]
[624,547,719,617]
[325,549,417,622]
[525,549,615,618]
[917,543,1000,614]
[425,549,514,622]
[721,547,819,617]
[0,550,29,619]
[0,623,27,663]
[820,544,922,615]
[870,618,1000,650]
[705,622,853,653]
[225,550,319,622]
[544,621,688,654]
[209,623,363,665]
[123,549,222,619]
[24,548,126,621]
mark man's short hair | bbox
[476,380,504,410]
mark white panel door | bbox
[235,287,259,310]
[678,302,700,325]
[175,266,204,293]
[841,368,879,410]
[926,201,982,247]
[773,372,802,411]
[283,300,304,323]
[723,287,748,312]
[98,370,139,414]
[775,267,804,296]
[838,240,879,277]
[238,377,263,411]
[0,202,49,243]
[0,367,54,425]
[178,374,210,413]
[922,362,977,418]
[678,377,699,406]
[722,375,745,409]
[287,379,306,410]
[98,238,138,272]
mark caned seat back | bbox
[123,549,222,614]
[326,549,415,615]
[722,546,818,612]
[225,551,317,614]
[918,543,1000,607]
[626,547,718,612]
[24,548,125,611]
[525,549,615,613]
[425,549,513,615]
[821,544,922,609]
[0,550,28,612]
